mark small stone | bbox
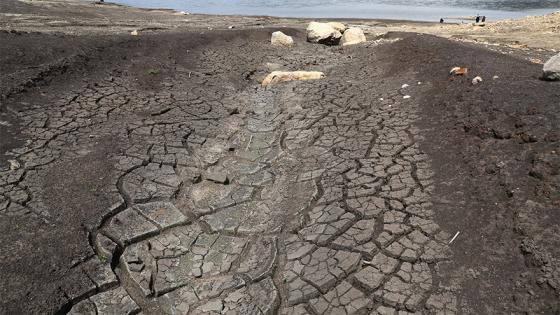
[8,159,20,171]
[493,75,499,80]
[131,30,138,36]
[542,53,560,81]
[472,76,483,85]
[271,31,294,47]
[340,27,367,46]
[403,95,411,99]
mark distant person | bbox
[482,16,486,22]
[440,18,444,23]
[475,15,480,23]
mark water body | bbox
[112,0,560,21]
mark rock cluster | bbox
[306,22,366,46]
[270,22,366,48]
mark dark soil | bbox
[0,7,558,315]
[384,34,560,314]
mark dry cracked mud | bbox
[1,4,559,314]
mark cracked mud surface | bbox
[1,3,559,314]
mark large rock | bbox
[271,31,294,47]
[543,53,560,81]
[340,27,367,46]
[328,22,347,33]
[306,22,342,45]
[262,71,325,87]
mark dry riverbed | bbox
[0,0,559,314]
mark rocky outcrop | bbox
[306,22,342,45]
[340,27,367,46]
[543,53,560,81]
[271,31,294,47]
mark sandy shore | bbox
[2,0,559,49]
[1,0,559,314]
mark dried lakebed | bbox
[0,28,558,314]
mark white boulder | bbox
[543,53,560,81]
[271,31,294,47]
[340,27,367,46]
[306,22,342,45]
[328,22,347,33]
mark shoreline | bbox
[106,0,560,23]
[1,0,557,53]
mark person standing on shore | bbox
[475,14,480,23]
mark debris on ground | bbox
[450,66,468,75]
[8,159,20,171]
[472,76,483,85]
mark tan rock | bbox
[262,71,325,87]
[306,22,342,45]
[340,27,367,46]
[328,22,347,33]
[271,31,294,47]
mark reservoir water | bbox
[110,0,560,21]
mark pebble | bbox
[403,95,411,99]
[472,76,483,85]
[8,159,20,171]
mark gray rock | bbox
[543,53,560,81]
